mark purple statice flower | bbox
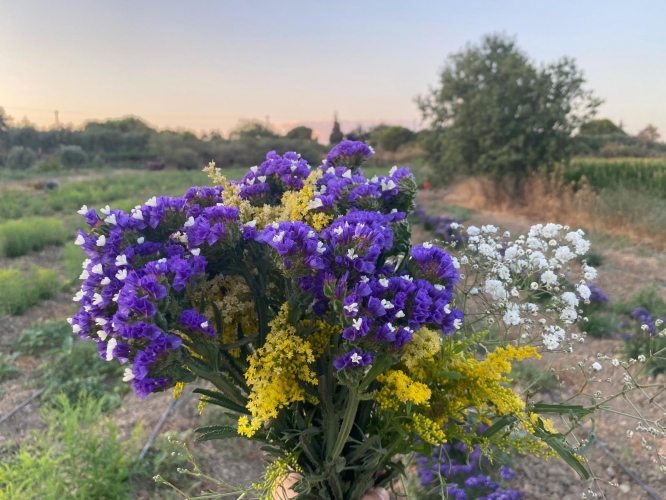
[321,211,394,275]
[257,221,327,274]
[324,140,373,169]
[499,466,516,481]
[411,243,460,288]
[416,441,522,500]
[179,309,216,336]
[234,151,311,203]
[587,283,609,304]
[333,348,373,370]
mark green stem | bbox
[329,388,360,459]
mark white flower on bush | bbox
[540,270,558,285]
[467,226,480,236]
[561,292,579,308]
[503,305,522,326]
[560,307,578,323]
[554,246,576,263]
[543,326,566,350]
[577,284,591,301]
[485,279,507,300]
[583,265,597,281]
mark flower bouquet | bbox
[71,141,599,499]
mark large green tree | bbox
[418,34,601,183]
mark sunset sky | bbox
[2,0,664,138]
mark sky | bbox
[1,0,665,139]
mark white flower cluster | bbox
[456,223,595,351]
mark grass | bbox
[0,393,141,500]
[0,266,59,316]
[38,339,128,411]
[0,353,20,384]
[0,217,65,258]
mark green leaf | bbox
[194,425,238,442]
[534,424,590,479]
[481,415,515,437]
[193,388,250,414]
[531,402,594,417]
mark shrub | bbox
[169,147,200,170]
[0,393,140,499]
[6,146,37,170]
[37,156,62,172]
[0,217,66,258]
[377,126,415,152]
[57,145,88,169]
[15,320,74,355]
[38,340,128,411]
[0,353,20,383]
[0,266,60,316]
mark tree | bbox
[377,126,415,152]
[6,146,37,170]
[329,113,343,144]
[637,125,660,148]
[229,120,278,141]
[579,119,625,136]
[418,34,601,184]
[57,145,88,169]
[286,126,313,141]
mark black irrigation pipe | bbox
[594,437,663,500]
[138,397,179,462]
[0,385,47,424]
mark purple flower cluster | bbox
[257,221,327,275]
[70,141,456,397]
[70,191,219,398]
[416,441,522,500]
[627,307,665,336]
[324,140,374,169]
[310,159,417,215]
[234,151,311,203]
[413,204,467,245]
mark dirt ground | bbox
[2,186,666,499]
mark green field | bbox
[564,157,666,196]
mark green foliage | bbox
[0,217,65,257]
[61,242,86,288]
[15,320,74,356]
[229,120,278,141]
[169,147,200,170]
[6,146,37,170]
[576,249,604,267]
[285,126,313,141]
[0,353,20,383]
[583,312,618,339]
[613,286,666,317]
[579,119,625,136]
[57,145,88,169]
[38,340,128,411]
[0,266,59,316]
[419,34,601,184]
[37,156,62,172]
[376,126,415,152]
[0,393,141,500]
[508,360,559,394]
[564,157,666,197]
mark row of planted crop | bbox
[564,157,666,196]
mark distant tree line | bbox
[0,113,328,172]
